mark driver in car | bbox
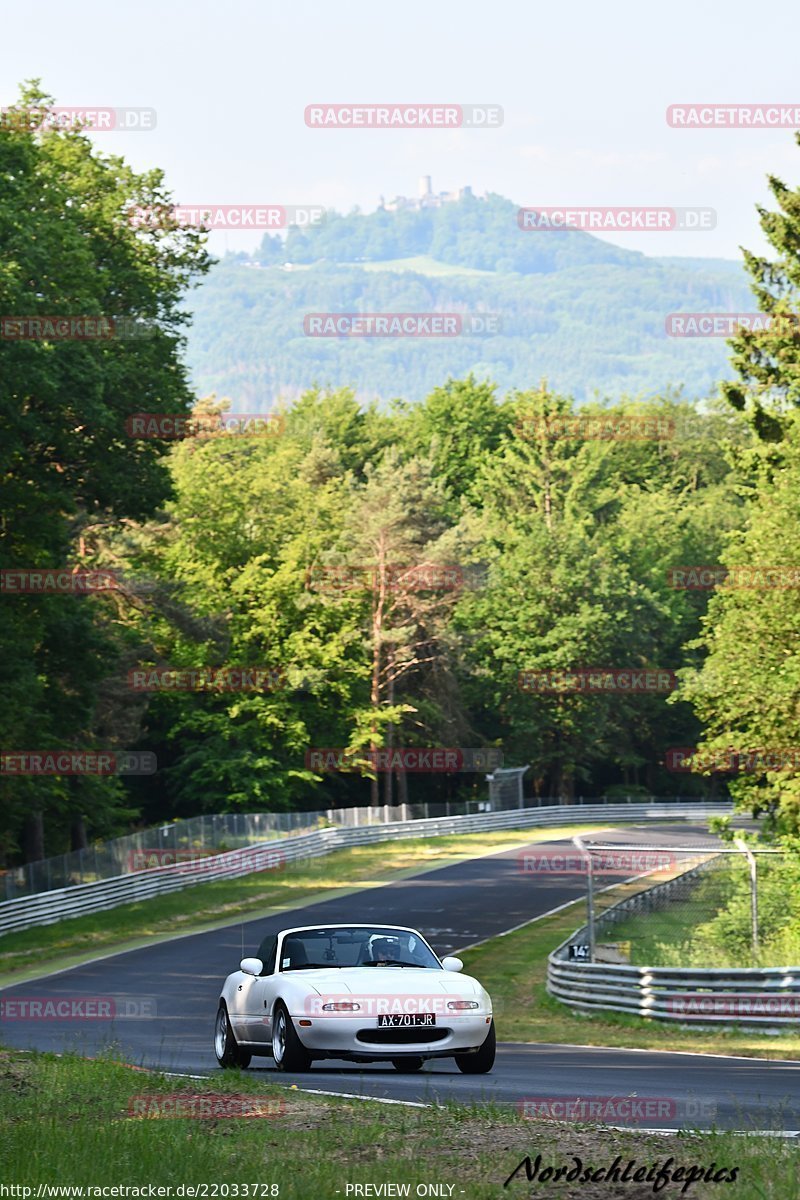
[372,937,399,963]
[367,934,430,966]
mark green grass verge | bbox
[0,1048,794,1197]
[460,885,800,1060]
[0,824,611,985]
[611,863,800,970]
[610,900,730,967]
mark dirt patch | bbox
[303,1104,730,1197]
[0,1049,34,1095]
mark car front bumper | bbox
[285,1012,493,1057]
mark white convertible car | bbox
[214,923,495,1073]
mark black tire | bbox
[391,1057,424,1072]
[214,1002,251,1069]
[455,1020,496,1074]
[272,1002,312,1072]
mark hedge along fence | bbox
[0,802,731,936]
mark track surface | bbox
[2,822,797,1131]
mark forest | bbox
[3,86,800,865]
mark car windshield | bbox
[278,926,441,970]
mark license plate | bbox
[377,1013,436,1028]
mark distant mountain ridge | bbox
[184,192,753,406]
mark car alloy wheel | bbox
[271,1002,312,1071]
[272,1007,287,1065]
[214,1002,251,1069]
[214,1006,229,1060]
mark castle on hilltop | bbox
[378,177,485,213]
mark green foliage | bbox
[678,419,800,833]
[722,131,800,438]
[450,389,746,797]
[0,82,211,857]
[625,845,800,968]
[396,376,514,505]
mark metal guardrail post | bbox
[735,837,759,963]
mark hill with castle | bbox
[184,183,751,407]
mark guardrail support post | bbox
[735,837,759,964]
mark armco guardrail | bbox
[0,802,730,936]
[547,850,800,1026]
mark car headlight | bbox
[447,1000,479,1010]
[321,1001,361,1011]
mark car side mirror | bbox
[441,956,463,973]
[240,957,263,976]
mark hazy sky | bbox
[3,0,800,259]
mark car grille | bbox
[356,1027,451,1044]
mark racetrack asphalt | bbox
[1,821,797,1132]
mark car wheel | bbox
[272,1002,312,1072]
[391,1057,424,1072]
[214,1002,251,1069]
[455,1019,496,1074]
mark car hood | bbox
[286,968,483,997]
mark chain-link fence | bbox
[571,837,795,969]
[0,811,328,900]
[1,794,708,901]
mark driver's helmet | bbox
[372,936,398,960]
